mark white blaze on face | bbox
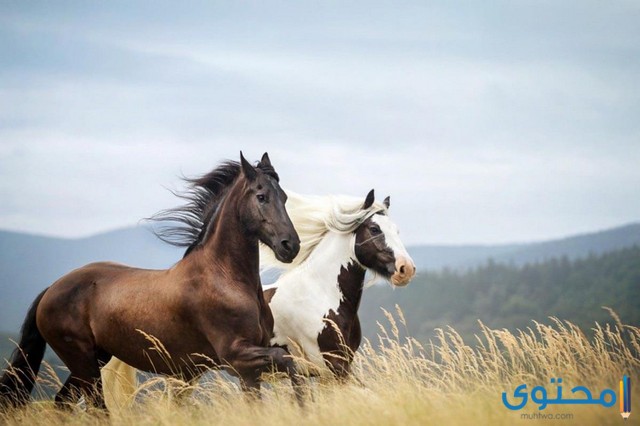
[371,214,416,286]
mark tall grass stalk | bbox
[1,308,638,425]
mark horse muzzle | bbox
[391,256,416,287]
[273,236,300,263]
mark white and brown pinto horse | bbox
[261,189,416,378]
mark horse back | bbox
[36,262,169,353]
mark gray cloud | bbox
[1,1,639,244]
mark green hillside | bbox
[360,246,640,343]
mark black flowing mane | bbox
[150,160,279,256]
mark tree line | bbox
[360,246,640,343]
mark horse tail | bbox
[102,357,138,411]
[0,288,48,408]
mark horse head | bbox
[354,190,416,286]
[238,152,300,263]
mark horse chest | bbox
[268,269,346,365]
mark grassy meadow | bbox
[1,307,638,425]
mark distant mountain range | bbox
[0,226,182,333]
[1,222,639,333]
[410,223,640,270]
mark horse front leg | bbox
[239,373,261,402]
[227,345,305,406]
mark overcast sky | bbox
[1,1,639,245]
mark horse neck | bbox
[305,232,366,311]
[197,186,260,286]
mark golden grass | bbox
[1,306,638,426]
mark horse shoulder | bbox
[192,280,266,333]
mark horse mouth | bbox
[391,275,412,287]
[274,245,300,263]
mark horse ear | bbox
[259,152,272,168]
[383,196,390,209]
[363,189,375,210]
[240,151,257,181]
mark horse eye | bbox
[256,194,266,203]
[370,226,381,235]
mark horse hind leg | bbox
[55,375,86,410]
[54,346,111,411]
[324,355,351,382]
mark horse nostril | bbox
[399,265,406,275]
[281,239,291,251]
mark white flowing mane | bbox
[260,190,387,271]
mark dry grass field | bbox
[1,307,638,426]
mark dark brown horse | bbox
[0,152,302,410]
